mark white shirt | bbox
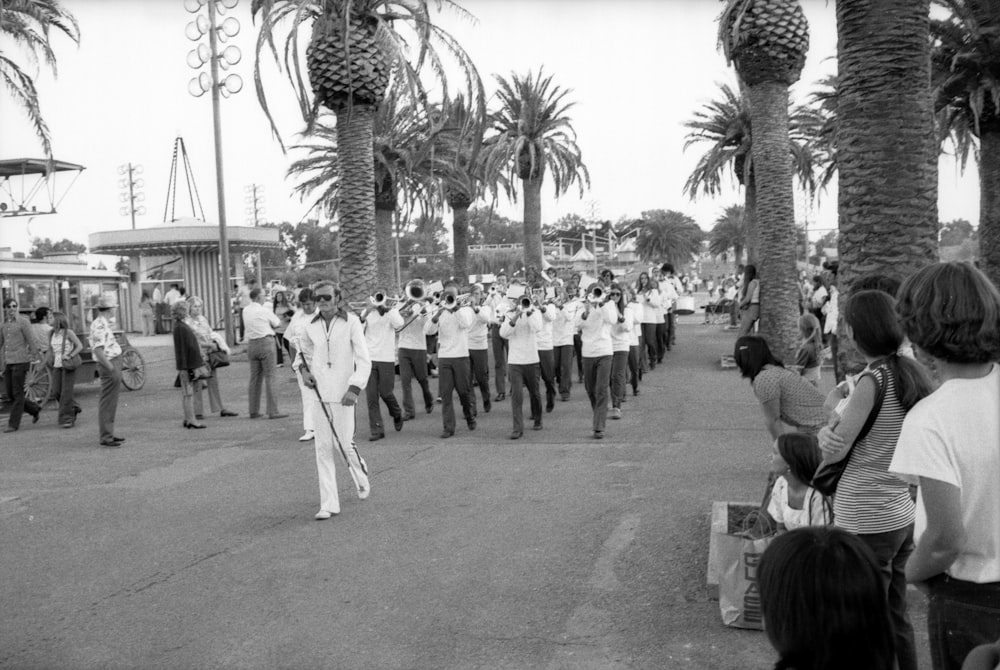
[822,286,839,336]
[499,310,542,365]
[767,477,831,530]
[628,303,642,346]
[467,304,493,351]
[637,288,662,323]
[424,306,473,358]
[611,305,634,352]
[397,303,429,351]
[534,306,557,351]
[364,308,404,363]
[285,308,316,355]
[551,301,580,347]
[890,365,1000,583]
[575,301,618,358]
[660,279,680,312]
[164,288,183,306]
[295,312,371,400]
[242,302,280,340]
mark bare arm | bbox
[906,477,965,584]
[818,374,876,462]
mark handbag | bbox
[207,346,230,369]
[811,363,888,496]
[59,331,82,371]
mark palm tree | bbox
[933,0,1000,286]
[799,75,839,195]
[634,210,704,266]
[719,0,810,359]
[251,0,482,300]
[481,69,590,271]
[709,204,746,264]
[0,0,80,159]
[683,82,818,267]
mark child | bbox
[768,432,831,531]
[795,313,823,386]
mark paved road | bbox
[0,317,929,669]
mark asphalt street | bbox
[0,315,930,669]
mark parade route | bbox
[0,317,929,669]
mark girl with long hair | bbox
[737,264,760,337]
[48,312,83,428]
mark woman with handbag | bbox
[48,312,83,429]
[816,290,934,670]
[184,296,237,421]
[172,301,209,429]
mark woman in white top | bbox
[889,262,1000,670]
[607,284,633,420]
[185,296,238,421]
[634,272,661,371]
[575,283,620,439]
[627,287,643,397]
[48,312,83,428]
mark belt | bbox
[249,335,274,341]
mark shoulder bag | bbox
[60,331,83,372]
[811,364,888,496]
[207,344,230,369]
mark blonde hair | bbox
[799,312,822,351]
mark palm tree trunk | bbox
[836,0,938,373]
[981,128,1000,288]
[744,183,759,266]
[335,106,377,302]
[522,176,543,271]
[374,198,396,291]
[451,202,471,283]
[746,82,800,359]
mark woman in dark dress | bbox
[172,301,207,429]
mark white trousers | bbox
[295,369,316,432]
[309,395,368,513]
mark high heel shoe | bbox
[183,421,206,429]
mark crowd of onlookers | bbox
[733,261,1000,670]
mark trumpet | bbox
[439,292,472,309]
[518,295,533,310]
[370,291,394,307]
[587,286,606,304]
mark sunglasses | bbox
[315,294,335,302]
[4,303,17,309]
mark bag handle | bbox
[854,363,889,445]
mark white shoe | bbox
[314,509,338,520]
[299,431,315,442]
[611,407,622,420]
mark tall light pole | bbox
[245,183,265,285]
[185,0,242,344]
[586,221,600,278]
[117,163,145,229]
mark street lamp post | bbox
[185,0,243,345]
[117,163,145,229]
[586,222,600,277]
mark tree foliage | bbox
[939,218,977,246]
[708,205,747,262]
[29,236,85,258]
[633,210,705,265]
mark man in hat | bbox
[90,295,125,446]
[1,298,42,432]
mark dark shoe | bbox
[633,388,639,396]
[560,394,570,401]
[439,431,454,439]
[425,404,434,414]
[195,414,204,420]
[112,436,126,443]
[509,431,522,440]
[100,439,123,447]
[3,426,16,433]
[467,418,477,431]
[220,410,238,417]
[249,413,262,419]
[533,422,543,431]
[268,413,289,419]
[593,431,604,440]
[483,398,492,413]
[402,413,415,422]
[393,415,404,431]
[494,392,506,402]
[369,433,385,442]
[183,421,206,429]
[73,405,82,415]
[30,411,39,424]
[545,397,555,413]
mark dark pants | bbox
[275,333,287,365]
[98,357,122,443]
[573,333,584,380]
[582,355,612,433]
[857,525,918,670]
[489,325,507,396]
[398,347,433,416]
[628,345,640,392]
[927,574,1000,670]
[3,363,39,430]
[366,361,401,437]
[537,349,556,409]
[641,323,658,369]
[509,363,541,434]
[610,350,629,407]
[438,357,474,433]
[554,344,574,399]
[469,348,490,407]
[656,322,668,360]
[50,366,80,426]
[247,336,279,417]
[666,308,676,346]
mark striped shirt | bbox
[834,363,915,535]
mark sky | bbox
[0,0,981,262]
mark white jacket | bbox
[295,312,371,401]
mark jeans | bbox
[610,350,628,407]
[398,347,433,416]
[98,357,122,443]
[489,325,508,395]
[247,336,279,417]
[438,357,474,433]
[628,345,640,393]
[50,366,80,426]
[641,323,658,368]
[508,363,541,434]
[656,322,668,359]
[857,524,918,670]
[469,348,490,408]
[366,361,401,436]
[3,362,39,430]
[738,304,760,337]
[554,344,574,398]
[537,349,556,408]
[927,574,1000,670]
[582,355,612,433]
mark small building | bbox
[89,217,280,333]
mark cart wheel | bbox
[120,348,146,391]
[24,362,52,405]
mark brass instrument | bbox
[518,296,533,310]
[587,286,606,304]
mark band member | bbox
[361,290,404,441]
[397,280,435,420]
[499,293,544,439]
[466,283,493,413]
[660,263,683,350]
[295,280,371,520]
[286,288,318,441]
[636,272,662,371]
[608,284,633,420]
[486,280,510,401]
[626,287,643,396]
[424,282,476,438]
[532,287,559,413]
[552,285,579,402]
[576,283,619,439]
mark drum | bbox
[675,296,695,315]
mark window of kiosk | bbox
[80,282,102,331]
[14,280,54,314]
